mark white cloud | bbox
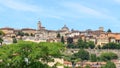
[0,0,119,22]
[0,0,42,12]
[62,2,107,18]
[114,0,120,3]
[61,2,120,21]
[111,0,120,4]
[0,0,64,20]
[0,0,86,20]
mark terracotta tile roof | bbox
[0,27,14,30]
[22,28,35,30]
[108,33,120,40]
[57,30,66,32]
[64,61,71,64]
[72,30,80,33]
[47,30,57,32]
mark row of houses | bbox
[1,21,120,46]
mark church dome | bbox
[61,25,69,31]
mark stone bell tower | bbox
[99,27,104,31]
[37,21,41,30]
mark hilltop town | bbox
[1,0,120,68]
[1,21,120,68]
[0,21,120,47]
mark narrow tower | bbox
[37,21,41,30]
[99,27,104,31]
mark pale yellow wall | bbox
[1,30,14,34]
[22,30,36,35]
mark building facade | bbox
[1,21,120,46]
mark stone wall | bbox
[65,49,120,58]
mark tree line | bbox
[64,49,118,68]
[66,37,120,49]
[67,38,95,49]
[0,41,65,68]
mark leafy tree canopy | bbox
[103,61,116,68]
[90,54,97,62]
[102,42,120,49]
[57,33,61,38]
[0,30,5,36]
[107,29,112,32]
[87,41,95,49]
[100,52,118,61]
[74,49,89,60]
[61,36,65,44]
[0,41,64,67]
[67,37,73,44]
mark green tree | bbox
[40,46,54,64]
[107,29,112,32]
[13,38,17,43]
[85,65,90,68]
[67,37,73,44]
[30,33,34,36]
[117,43,120,49]
[57,33,61,38]
[103,61,116,68]
[0,30,5,36]
[61,36,65,44]
[90,54,97,62]
[102,42,118,49]
[74,49,89,68]
[100,52,118,61]
[77,38,88,48]
[97,45,101,49]
[74,49,89,60]
[64,66,69,68]
[24,33,29,36]
[64,55,81,68]
[29,61,51,68]
[38,42,64,64]
[67,43,75,48]
[0,30,4,45]
[17,31,24,36]
[0,41,64,68]
[0,37,3,45]
[87,41,95,49]
[67,37,74,48]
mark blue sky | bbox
[0,0,120,32]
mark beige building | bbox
[97,33,120,46]
[0,27,16,37]
[21,28,36,35]
[97,33,109,46]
